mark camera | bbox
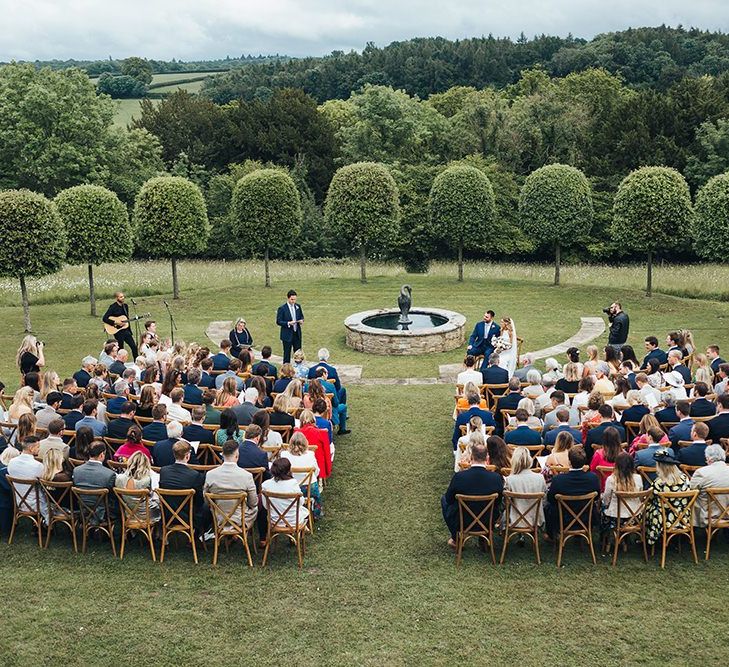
[602,306,615,322]
[37,340,44,346]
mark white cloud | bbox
[0,0,728,61]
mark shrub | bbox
[693,173,729,260]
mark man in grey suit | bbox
[72,441,116,519]
[231,387,260,426]
[542,391,579,429]
[689,444,729,528]
[204,439,258,529]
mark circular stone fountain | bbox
[345,286,466,355]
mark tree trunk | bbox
[264,246,271,288]
[646,250,653,297]
[458,243,463,282]
[88,264,97,316]
[19,276,31,333]
[172,257,179,299]
[554,243,561,286]
[360,247,367,284]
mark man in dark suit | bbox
[678,423,710,467]
[707,345,725,374]
[211,340,232,371]
[252,345,278,378]
[307,348,345,402]
[466,310,500,371]
[545,445,600,538]
[504,409,542,445]
[60,378,79,410]
[276,289,304,364]
[108,349,128,377]
[584,405,625,462]
[441,441,503,548]
[619,396,649,426]
[199,358,216,389]
[158,440,206,528]
[481,353,509,387]
[142,404,168,442]
[106,379,130,414]
[107,401,138,440]
[667,350,691,384]
[183,369,204,405]
[73,356,96,388]
[620,362,638,390]
[63,394,85,431]
[182,407,215,445]
[708,394,729,443]
[690,382,717,417]
[493,378,523,434]
[655,393,678,424]
[452,394,496,449]
[640,336,667,370]
[543,410,583,446]
[235,424,271,473]
[668,400,694,447]
[153,421,190,467]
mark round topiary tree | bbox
[0,190,67,332]
[693,173,729,260]
[612,167,694,297]
[428,165,496,282]
[230,169,302,287]
[324,162,400,283]
[134,176,209,299]
[518,164,593,286]
[55,184,133,316]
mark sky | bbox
[1,0,728,61]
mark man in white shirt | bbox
[166,387,192,423]
[636,372,662,409]
[456,355,483,387]
[38,419,70,459]
[6,435,46,519]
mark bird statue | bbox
[397,284,412,326]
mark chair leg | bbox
[705,528,712,561]
[499,528,510,565]
[455,533,463,566]
[262,534,272,566]
[587,533,597,565]
[119,526,127,559]
[488,532,496,565]
[689,530,698,564]
[45,520,53,549]
[243,534,253,567]
[8,516,17,545]
[212,536,219,566]
[296,533,303,569]
[109,524,117,557]
[160,527,167,563]
[148,528,156,562]
[533,527,541,565]
[36,518,44,548]
[556,533,564,568]
[190,529,198,564]
[660,533,667,569]
[70,518,78,553]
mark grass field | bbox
[112,97,147,127]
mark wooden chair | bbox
[679,464,702,478]
[104,437,126,459]
[499,491,544,565]
[71,487,116,556]
[595,465,614,489]
[459,425,495,438]
[40,480,77,550]
[658,421,679,435]
[555,492,598,567]
[261,489,309,568]
[291,467,316,532]
[454,493,499,565]
[270,425,292,443]
[107,460,128,472]
[1,421,18,441]
[134,416,154,427]
[500,410,517,431]
[262,444,282,461]
[243,467,267,491]
[0,392,12,410]
[197,443,223,466]
[113,487,158,561]
[63,429,77,447]
[623,421,641,442]
[705,487,729,560]
[655,489,699,568]
[609,489,652,566]
[506,444,544,461]
[637,466,657,488]
[204,491,254,566]
[6,477,44,548]
[157,488,198,563]
[483,384,510,411]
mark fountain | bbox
[344,286,466,355]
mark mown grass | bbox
[1,384,728,665]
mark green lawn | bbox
[112,97,146,127]
[2,384,728,665]
[151,79,206,94]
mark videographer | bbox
[16,334,45,377]
[604,302,629,352]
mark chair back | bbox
[204,491,246,536]
[636,466,657,487]
[502,491,544,531]
[262,489,304,533]
[595,465,614,487]
[63,429,77,446]
[455,493,499,537]
[656,490,699,537]
[555,492,597,536]
[623,421,641,442]
[679,464,702,478]
[483,384,509,410]
[157,487,196,531]
[104,437,126,458]
[107,460,128,472]
[270,425,292,443]
[706,487,729,531]
[615,489,652,532]
[243,467,267,491]
[40,479,74,519]
[113,487,154,527]
[6,476,42,517]
[72,486,113,526]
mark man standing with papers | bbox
[276,289,304,364]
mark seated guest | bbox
[312,399,334,445]
[204,438,258,530]
[154,421,198,467]
[182,406,215,445]
[619,390,650,426]
[40,448,72,506]
[571,376,595,410]
[69,426,94,461]
[593,363,615,397]
[635,372,661,408]
[229,318,254,358]
[543,391,579,429]
[107,401,138,440]
[667,349,691,384]
[107,379,130,414]
[555,362,581,394]
[604,346,621,377]
[135,385,157,419]
[655,392,679,424]
[634,426,668,472]
[441,441,503,549]
[486,435,512,470]
[313,367,349,434]
[142,404,168,442]
[202,391,221,426]
[307,348,345,401]
[456,355,483,387]
[73,356,97,389]
[666,331,685,358]
[584,405,625,463]
[281,431,322,518]
[38,419,69,459]
[456,381,488,412]
[108,349,129,377]
[114,425,152,462]
[8,386,34,422]
[514,354,536,381]
[84,384,107,423]
[545,446,600,539]
[236,424,272,475]
[452,392,496,450]
[231,387,260,426]
[690,382,716,417]
[456,430,484,471]
[544,431,575,469]
[644,358,663,388]
[504,447,547,527]
[589,426,621,491]
[272,364,296,394]
[214,377,239,410]
[619,361,638,390]
[0,448,20,535]
[689,443,729,527]
[72,441,116,505]
[269,394,296,428]
[215,359,245,391]
[628,416,669,455]
[663,371,688,401]
[212,339,232,371]
[158,440,206,525]
[494,378,522,425]
[610,378,632,412]
[602,452,642,527]
[507,398,542,429]
[237,345,254,376]
[7,437,46,518]
[216,409,245,447]
[295,411,332,479]
[523,370,544,399]
[13,414,36,450]
[115,451,161,522]
[35,391,63,429]
[677,422,710,467]
[534,377,557,414]
[668,400,694,448]
[89,364,111,394]
[708,393,729,442]
[707,345,725,374]
[262,458,309,530]
[249,375,273,408]
[292,349,309,380]
[482,353,509,387]
[167,388,191,423]
[640,336,668,370]
[644,448,690,546]
[60,378,79,410]
[99,340,118,368]
[563,347,584,377]
[504,409,542,446]
[543,411,582,446]
[74,400,107,437]
[252,345,278,378]
[692,355,714,387]
[543,357,564,383]
[199,358,216,389]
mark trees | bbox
[134,176,209,299]
[324,162,400,283]
[428,165,496,281]
[230,169,302,287]
[96,73,146,98]
[121,57,153,86]
[685,119,729,189]
[0,190,66,332]
[693,173,729,260]
[55,185,133,316]
[612,166,694,296]
[519,164,593,285]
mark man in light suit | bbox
[466,310,500,371]
[690,443,729,527]
[543,391,579,429]
[72,441,117,520]
[276,289,304,364]
[543,411,583,446]
[204,439,258,530]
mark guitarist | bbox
[102,292,139,359]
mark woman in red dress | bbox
[294,410,332,479]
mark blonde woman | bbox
[556,362,581,394]
[644,448,691,546]
[544,431,574,469]
[283,378,304,409]
[114,450,161,522]
[455,381,487,413]
[495,317,517,377]
[8,387,34,422]
[680,329,696,356]
[456,429,485,471]
[583,345,599,377]
[214,376,239,409]
[17,334,45,376]
[691,353,713,385]
[292,349,309,380]
[281,431,322,517]
[41,448,71,484]
[504,446,547,526]
[39,370,61,403]
[14,413,37,446]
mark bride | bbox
[494,316,517,377]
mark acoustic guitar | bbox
[103,312,151,336]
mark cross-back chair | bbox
[555,492,598,567]
[499,491,544,564]
[157,488,198,564]
[204,491,254,566]
[71,486,116,556]
[261,489,308,568]
[454,493,499,566]
[655,489,699,568]
[113,487,158,560]
[40,479,77,550]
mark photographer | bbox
[16,335,45,377]
[604,302,629,352]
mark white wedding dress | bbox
[496,323,518,378]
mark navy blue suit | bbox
[504,425,542,445]
[441,465,503,539]
[482,365,509,388]
[585,421,625,462]
[236,440,271,479]
[153,438,200,467]
[276,302,304,364]
[199,372,215,389]
[183,383,204,405]
[0,466,12,536]
[73,369,92,388]
[494,392,522,423]
[63,410,84,430]
[143,422,168,442]
[545,469,600,537]
[60,392,76,410]
[308,362,341,391]
[453,407,496,449]
[641,348,667,369]
[655,406,678,424]
[467,321,501,367]
[671,364,692,384]
[690,399,716,417]
[182,423,214,445]
[668,419,694,447]
[107,417,136,440]
[158,463,205,519]
[708,413,729,442]
[711,357,725,373]
[626,372,638,390]
[106,396,127,414]
[211,353,230,371]
[544,424,583,446]
[620,405,649,426]
[678,442,709,467]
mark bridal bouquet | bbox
[494,334,512,353]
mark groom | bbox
[467,310,500,370]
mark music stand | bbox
[130,298,142,349]
[163,300,178,346]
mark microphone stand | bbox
[163,300,178,346]
[130,298,141,349]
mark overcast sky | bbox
[1,0,728,61]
